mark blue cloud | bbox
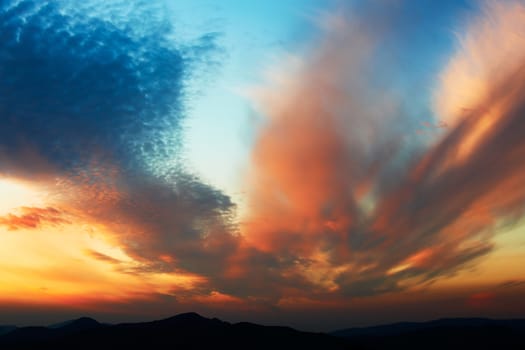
[0,0,238,283]
[0,0,216,175]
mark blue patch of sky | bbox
[167,0,329,201]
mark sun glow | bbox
[0,178,46,215]
[0,177,205,307]
[0,218,205,306]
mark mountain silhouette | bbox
[0,312,352,350]
[49,317,103,332]
[332,318,525,350]
[0,326,17,336]
[0,314,524,350]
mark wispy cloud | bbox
[242,0,525,302]
[0,207,68,231]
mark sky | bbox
[0,0,525,331]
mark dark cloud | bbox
[499,280,525,289]
[99,174,238,278]
[0,0,224,179]
[85,250,122,265]
[0,1,169,173]
[0,0,237,291]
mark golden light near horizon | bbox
[0,218,206,307]
[0,177,206,308]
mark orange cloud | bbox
[0,207,69,231]
[242,0,525,301]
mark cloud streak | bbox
[242,0,525,301]
[0,207,68,231]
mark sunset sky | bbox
[1,0,525,331]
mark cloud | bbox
[1,1,170,173]
[242,8,421,299]
[0,0,237,296]
[242,0,525,300]
[499,280,525,289]
[0,207,68,230]
[85,250,123,265]
[434,1,525,126]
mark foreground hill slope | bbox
[332,318,525,350]
[1,313,524,349]
[0,312,353,350]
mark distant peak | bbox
[162,312,207,322]
[72,317,99,324]
[178,312,204,318]
[49,317,101,330]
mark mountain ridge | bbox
[332,317,525,337]
[0,313,524,350]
